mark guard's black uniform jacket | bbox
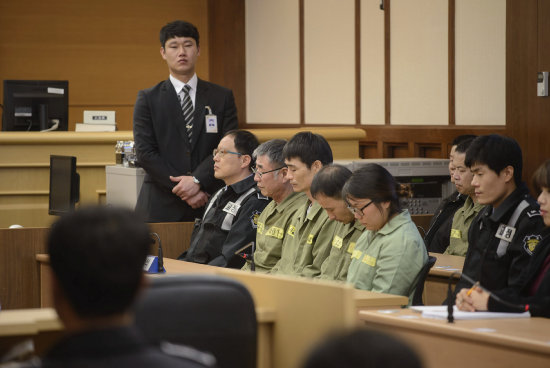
[456,183,544,293]
[16,326,215,368]
[424,192,466,253]
[488,227,550,317]
[183,175,269,268]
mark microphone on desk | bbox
[143,232,166,274]
[447,271,461,323]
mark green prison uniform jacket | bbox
[242,192,308,273]
[444,196,486,256]
[319,220,365,282]
[272,200,338,277]
[346,210,428,305]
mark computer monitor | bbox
[49,155,80,216]
[2,80,69,131]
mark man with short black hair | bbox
[242,139,308,273]
[183,130,269,268]
[271,132,337,278]
[36,206,213,368]
[134,20,238,222]
[455,134,545,293]
[311,164,365,281]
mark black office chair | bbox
[133,274,257,368]
[411,255,437,306]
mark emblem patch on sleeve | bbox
[250,210,261,229]
[523,234,542,255]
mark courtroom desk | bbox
[36,256,406,368]
[425,252,464,305]
[0,307,275,366]
[358,309,550,368]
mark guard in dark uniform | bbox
[455,135,545,294]
[182,130,269,268]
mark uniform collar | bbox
[489,183,530,222]
[274,192,306,213]
[227,174,257,195]
[377,210,412,236]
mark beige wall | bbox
[245,0,506,126]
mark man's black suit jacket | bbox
[133,78,238,222]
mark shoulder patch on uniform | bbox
[523,234,542,255]
[160,341,217,366]
[250,210,261,228]
[526,209,541,218]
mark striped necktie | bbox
[179,84,194,143]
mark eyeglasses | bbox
[252,166,286,178]
[213,148,242,158]
[346,201,373,218]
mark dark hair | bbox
[301,329,423,368]
[253,139,287,168]
[451,134,477,147]
[160,20,200,48]
[464,134,523,186]
[225,130,260,170]
[533,159,550,194]
[48,206,151,318]
[343,164,408,216]
[454,137,475,154]
[283,131,333,168]
[311,164,352,199]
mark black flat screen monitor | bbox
[49,155,80,216]
[2,80,69,131]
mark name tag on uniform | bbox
[223,201,240,216]
[450,229,461,239]
[332,235,343,249]
[495,224,516,242]
[205,106,218,133]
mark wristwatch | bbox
[192,176,200,185]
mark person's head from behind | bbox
[283,132,333,195]
[48,206,151,329]
[449,134,477,183]
[452,137,476,197]
[533,159,550,227]
[301,328,423,368]
[159,20,200,80]
[343,164,404,231]
[253,139,291,203]
[310,164,355,224]
[465,134,522,208]
[213,130,259,186]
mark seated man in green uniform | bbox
[445,137,486,256]
[310,164,365,281]
[271,132,337,278]
[242,139,308,273]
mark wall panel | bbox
[304,0,355,125]
[390,0,448,125]
[456,0,506,126]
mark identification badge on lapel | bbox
[223,201,240,216]
[495,224,516,242]
[205,106,218,133]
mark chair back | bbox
[134,274,257,368]
[412,255,437,306]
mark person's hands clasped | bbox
[185,190,209,209]
[170,175,200,200]
[455,286,490,312]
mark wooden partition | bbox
[0,127,365,228]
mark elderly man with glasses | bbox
[180,130,270,268]
[241,139,308,273]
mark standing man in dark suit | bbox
[134,20,238,222]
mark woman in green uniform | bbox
[344,163,428,304]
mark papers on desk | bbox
[410,306,531,320]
